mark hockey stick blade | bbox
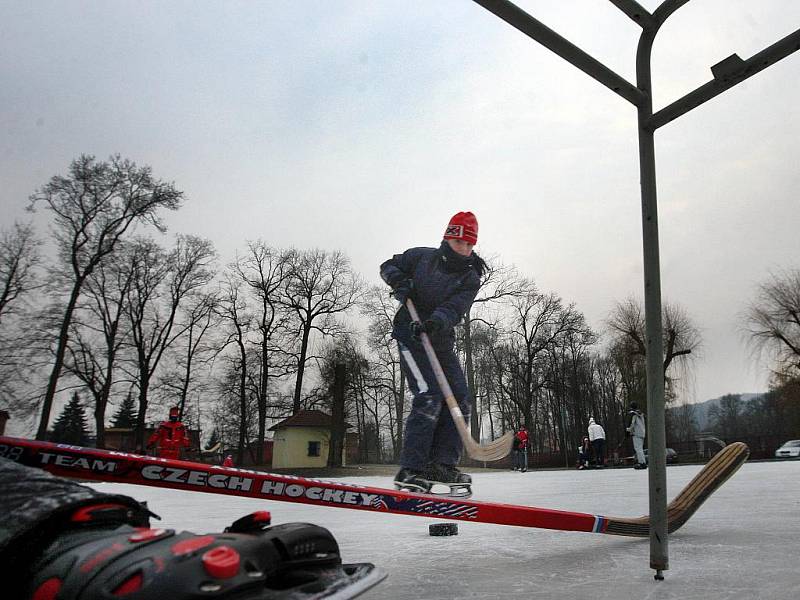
[462,431,515,462]
[603,441,750,536]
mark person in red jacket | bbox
[222,455,234,467]
[512,426,529,472]
[146,406,191,460]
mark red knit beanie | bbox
[443,211,478,245]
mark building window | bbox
[308,441,321,457]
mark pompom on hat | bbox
[443,211,478,246]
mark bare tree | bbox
[502,281,585,425]
[0,222,43,416]
[464,258,527,437]
[213,358,260,462]
[310,337,364,466]
[232,242,293,460]
[470,321,504,443]
[666,400,699,445]
[216,274,252,465]
[608,337,647,410]
[707,394,744,440]
[0,222,42,325]
[592,352,628,447]
[126,235,216,450]
[361,286,406,459]
[552,319,599,458]
[29,155,182,439]
[309,334,393,464]
[282,249,363,414]
[746,268,800,377]
[345,339,393,464]
[156,291,221,420]
[63,250,135,447]
[748,375,800,438]
[606,297,701,398]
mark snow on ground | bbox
[90,460,800,600]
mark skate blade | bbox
[424,484,473,499]
[300,563,387,600]
[394,482,472,499]
[430,490,472,499]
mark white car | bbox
[775,440,800,458]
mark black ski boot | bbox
[425,463,473,498]
[394,468,433,494]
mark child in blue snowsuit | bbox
[380,211,485,491]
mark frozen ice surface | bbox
[91,460,800,600]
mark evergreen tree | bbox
[110,393,138,428]
[204,428,221,451]
[50,392,90,445]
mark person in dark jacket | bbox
[380,211,485,493]
[577,436,591,469]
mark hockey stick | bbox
[0,437,747,537]
[405,298,513,461]
[201,441,221,454]
[603,441,750,536]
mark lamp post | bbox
[471,0,800,579]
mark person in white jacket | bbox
[626,402,647,469]
[587,417,606,467]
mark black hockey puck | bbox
[429,523,458,536]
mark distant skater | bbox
[146,406,191,460]
[577,436,590,469]
[587,417,606,467]
[626,402,647,469]
[512,426,529,472]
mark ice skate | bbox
[424,463,473,498]
[393,467,433,494]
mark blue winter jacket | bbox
[380,241,484,348]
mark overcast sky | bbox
[2,1,799,405]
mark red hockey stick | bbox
[0,437,747,537]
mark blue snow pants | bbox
[513,448,528,470]
[397,339,471,471]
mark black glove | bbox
[410,318,444,341]
[391,278,413,304]
[384,270,407,288]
